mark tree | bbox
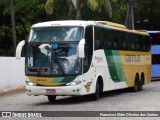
[125,0,134,29]
[134,0,160,30]
[45,0,112,20]
[72,0,81,20]
[0,0,48,56]
[88,0,112,18]
[10,0,16,55]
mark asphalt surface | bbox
[0,80,160,120]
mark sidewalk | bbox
[0,87,25,95]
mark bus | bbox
[16,20,151,102]
[147,31,160,80]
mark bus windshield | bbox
[26,43,81,76]
[29,27,83,42]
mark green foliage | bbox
[88,0,112,18]
[134,0,160,30]
[110,0,127,24]
[1,0,160,56]
[0,0,47,56]
[45,0,58,15]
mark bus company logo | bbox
[85,82,92,92]
[95,56,104,62]
[125,54,141,62]
[2,112,11,117]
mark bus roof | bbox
[31,20,149,36]
[97,21,149,36]
[31,20,96,28]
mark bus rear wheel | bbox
[138,75,144,91]
[47,95,56,102]
[132,76,139,92]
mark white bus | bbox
[16,20,151,102]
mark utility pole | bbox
[10,0,16,55]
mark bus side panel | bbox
[83,49,151,94]
[119,51,151,87]
[93,50,128,92]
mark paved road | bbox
[0,81,160,120]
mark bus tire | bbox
[138,74,144,91]
[47,95,56,102]
[132,75,139,92]
[138,81,143,91]
[92,81,100,100]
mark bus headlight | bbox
[66,81,81,86]
[25,81,37,86]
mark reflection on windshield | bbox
[26,43,81,76]
[29,27,83,42]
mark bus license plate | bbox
[46,89,56,93]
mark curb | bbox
[151,78,160,81]
[0,87,26,95]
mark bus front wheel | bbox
[47,95,56,102]
[92,81,100,100]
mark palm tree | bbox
[45,0,112,20]
[125,0,134,29]
[10,0,16,55]
[72,0,81,20]
[88,0,112,18]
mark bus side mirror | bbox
[16,40,25,59]
[78,38,85,58]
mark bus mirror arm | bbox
[16,40,26,59]
[78,38,85,58]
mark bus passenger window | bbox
[104,40,111,49]
[95,40,100,50]
[122,42,126,50]
[113,41,117,50]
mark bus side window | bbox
[123,33,128,50]
[117,32,120,50]
[95,39,100,50]
[112,31,118,50]
[95,27,108,50]
[95,27,101,50]
[147,36,151,51]
[128,34,132,50]
[130,34,135,51]
[136,35,141,51]
[121,32,125,50]
[144,36,151,52]
[104,40,111,49]
[104,30,111,49]
[143,36,146,51]
[135,35,139,51]
[139,36,143,51]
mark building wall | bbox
[0,57,25,91]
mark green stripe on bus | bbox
[50,76,77,83]
[104,50,125,82]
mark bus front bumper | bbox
[26,85,83,96]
